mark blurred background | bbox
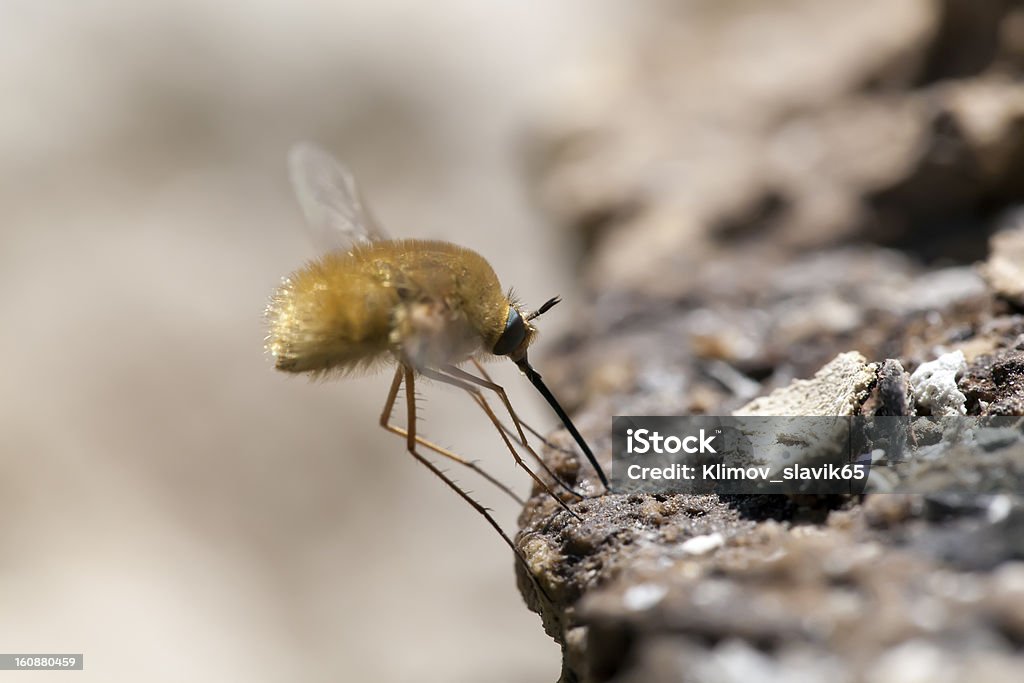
[7,1,1024,681]
[0,2,638,681]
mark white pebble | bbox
[988,495,1013,524]
[867,640,956,683]
[681,532,725,555]
[910,351,967,416]
[622,583,667,611]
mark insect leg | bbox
[397,367,553,603]
[419,367,582,521]
[379,367,524,505]
[447,362,584,499]
[469,359,577,457]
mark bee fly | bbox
[265,143,608,563]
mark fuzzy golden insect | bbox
[265,144,608,560]
[268,239,515,377]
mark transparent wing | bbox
[287,142,389,252]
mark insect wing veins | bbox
[288,142,390,252]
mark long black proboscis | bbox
[516,358,610,489]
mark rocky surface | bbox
[733,351,877,417]
[515,2,1024,681]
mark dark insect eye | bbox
[493,306,526,356]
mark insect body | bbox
[268,239,514,377]
[265,144,608,567]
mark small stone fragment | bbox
[982,222,1024,307]
[735,351,876,416]
[910,351,968,416]
[988,563,1024,642]
[862,359,914,416]
[866,640,956,683]
[863,494,922,528]
[681,532,725,556]
[962,349,1024,415]
[623,583,668,611]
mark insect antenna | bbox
[527,296,561,321]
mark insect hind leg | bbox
[378,367,524,505]
[390,366,553,603]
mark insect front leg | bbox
[470,359,577,456]
[419,367,582,520]
[445,362,584,499]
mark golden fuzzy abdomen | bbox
[265,251,396,375]
[266,240,510,375]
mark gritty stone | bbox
[975,427,1020,451]
[966,349,1024,416]
[988,562,1024,642]
[911,351,968,416]
[516,3,1024,681]
[863,493,924,528]
[862,359,914,416]
[734,352,876,417]
[892,267,988,314]
[983,222,1024,307]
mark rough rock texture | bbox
[963,344,1024,416]
[984,211,1024,306]
[516,3,1024,681]
[910,351,970,415]
[530,0,1024,299]
[734,352,877,417]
